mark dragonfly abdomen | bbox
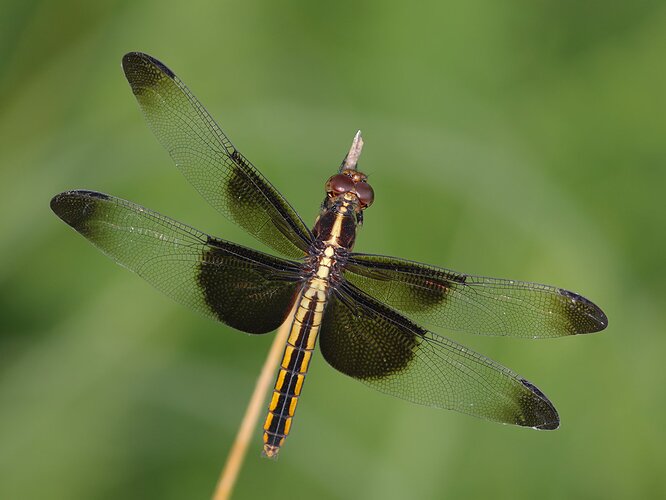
[263,279,328,458]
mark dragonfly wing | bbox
[51,190,302,333]
[122,52,313,258]
[346,253,607,338]
[319,281,559,429]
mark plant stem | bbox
[211,302,296,500]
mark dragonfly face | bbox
[51,52,608,459]
[325,171,374,210]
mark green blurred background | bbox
[1,1,664,498]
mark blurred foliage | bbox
[1,0,665,498]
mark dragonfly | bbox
[51,52,608,458]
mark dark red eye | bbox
[326,174,354,195]
[354,181,374,208]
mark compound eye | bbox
[354,181,375,208]
[326,174,354,196]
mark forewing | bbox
[319,282,559,429]
[346,253,607,338]
[50,190,302,334]
[121,52,313,258]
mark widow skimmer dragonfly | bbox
[51,52,607,458]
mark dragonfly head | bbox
[325,170,374,210]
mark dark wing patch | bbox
[346,253,607,338]
[51,190,302,334]
[319,282,559,429]
[121,52,313,258]
[319,286,418,379]
[140,53,175,78]
[198,237,301,333]
[557,289,607,334]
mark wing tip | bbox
[518,378,560,431]
[122,51,175,79]
[51,189,109,204]
[558,288,609,334]
[50,190,109,229]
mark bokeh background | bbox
[1,1,665,499]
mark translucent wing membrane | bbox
[50,191,302,334]
[121,52,313,258]
[320,283,559,429]
[346,253,607,338]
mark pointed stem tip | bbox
[340,130,364,172]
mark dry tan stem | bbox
[211,302,297,500]
[340,130,364,171]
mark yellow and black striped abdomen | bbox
[263,280,327,458]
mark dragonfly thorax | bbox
[312,200,358,251]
